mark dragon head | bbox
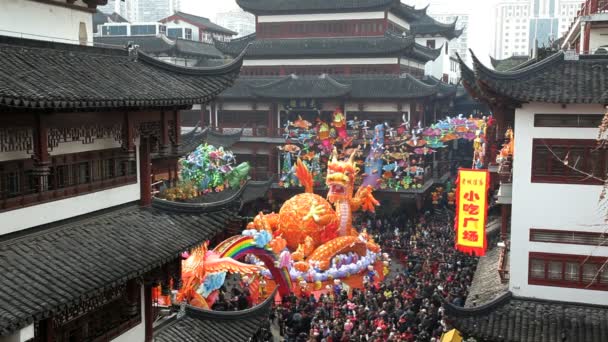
[326,148,358,203]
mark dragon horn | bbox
[348,147,360,164]
[331,147,338,162]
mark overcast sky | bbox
[181,0,499,64]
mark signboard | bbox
[454,169,489,256]
[283,99,321,111]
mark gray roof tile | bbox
[0,197,242,336]
[154,291,275,342]
[445,292,608,342]
[0,35,242,110]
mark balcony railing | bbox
[216,126,284,138]
[579,0,608,16]
[497,158,513,184]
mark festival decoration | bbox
[176,242,261,308]
[214,147,386,296]
[278,113,492,191]
[161,144,250,200]
[454,169,490,256]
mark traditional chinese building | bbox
[188,0,466,206]
[561,0,608,54]
[448,49,608,341]
[0,1,272,341]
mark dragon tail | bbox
[295,158,314,193]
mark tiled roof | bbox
[154,290,275,342]
[0,35,243,110]
[178,126,243,156]
[391,4,462,39]
[251,74,351,99]
[410,13,462,39]
[236,0,395,14]
[215,34,441,62]
[164,12,237,36]
[421,75,458,98]
[0,194,243,336]
[220,74,439,100]
[94,35,225,59]
[489,55,533,72]
[242,177,274,204]
[444,292,608,342]
[467,50,608,104]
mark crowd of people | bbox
[274,207,478,342]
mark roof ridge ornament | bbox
[564,50,579,61]
[126,41,139,60]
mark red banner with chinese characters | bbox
[454,169,489,256]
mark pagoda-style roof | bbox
[421,75,458,98]
[444,292,608,342]
[489,55,533,72]
[0,35,243,110]
[391,3,462,39]
[161,12,237,36]
[215,33,441,63]
[178,126,243,156]
[154,290,276,342]
[220,74,439,100]
[236,0,395,15]
[0,193,243,336]
[411,16,462,40]
[94,35,225,59]
[251,74,352,99]
[463,50,608,104]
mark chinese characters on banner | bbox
[455,169,489,256]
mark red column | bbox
[144,284,153,342]
[140,137,152,207]
[160,110,169,156]
[33,113,50,193]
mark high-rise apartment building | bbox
[494,0,582,58]
[215,9,255,37]
[99,0,182,22]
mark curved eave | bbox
[213,33,255,56]
[391,3,428,22]
[236,0,395,15]
[410,43,442,62]
[249,75,352,99]
[444,292,512,318]
[151,180,247,214]
[456,52,484,102]
[138,45,247,76]
[470,49,563,81]
[186,288,277,320]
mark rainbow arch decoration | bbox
[214,235,292,296]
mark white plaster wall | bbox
[0,324,33,342]
[509,103,608,305]
[0,0,93,45]
[243,57,398,66]
[49,138,122,156]
[258,12,385,23]
[0,140,141,236]
[222,102,255,111]
[415,37,448,79]
[387,12,411,30]
[0,150,30,162]
[346,101,410,113]
[588,26,608,53]
[110,285,145,342]
[164,20,200,41]
[157,56,199,67]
